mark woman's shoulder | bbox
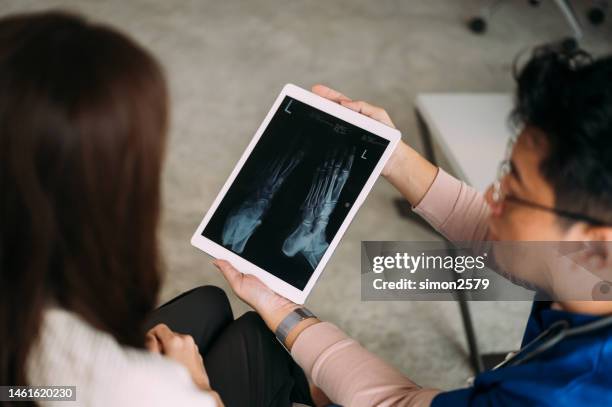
[27,307,216,406]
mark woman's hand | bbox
[213,259,298,332]
[146,324,211,391]
[312,84,438,206]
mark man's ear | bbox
[580,224,612,273]
[585,225,612,241]
[561,224,612,301]
[566,224,612,281]
[565,223,612,241]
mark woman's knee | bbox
[190,285,228,303]
[189,285,232,315]
[230,311,271,339]
[160,285,233,322]
[235,311,264,326]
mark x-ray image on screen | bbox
[281,147,355,269]
[221,144,305,254]
[203,96,389,290]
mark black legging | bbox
[146,285,313,407]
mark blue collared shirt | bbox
[432,302,612,406]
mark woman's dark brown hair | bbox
[0,11,168,386]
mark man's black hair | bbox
[512,39,612,226]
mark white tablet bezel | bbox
[191,83,400,304]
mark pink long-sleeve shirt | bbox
[291,168,490,407]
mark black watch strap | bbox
[275,307,316,350]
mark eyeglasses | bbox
[491,134,608,226]
[492,134,518,204]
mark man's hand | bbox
[146,324,211,391]
[312,84,396,128]
[213,259,320,350]
[311,84,400,179]
[312,84,438,206]
[213,259,298,332]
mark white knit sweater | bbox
[26,307,217,407]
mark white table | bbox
[412,93,514,373]
[415,93,514,191]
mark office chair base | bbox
[588,7,606,25]
[468,17,487,34]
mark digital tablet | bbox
[191,84,400,304]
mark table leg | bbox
[414,108,485,374]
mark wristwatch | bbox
[275,307,316,350]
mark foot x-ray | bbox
[222,148,305,253]
[281,148,355,268]
[203,97,389,290]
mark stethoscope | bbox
[467,313,612,385]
